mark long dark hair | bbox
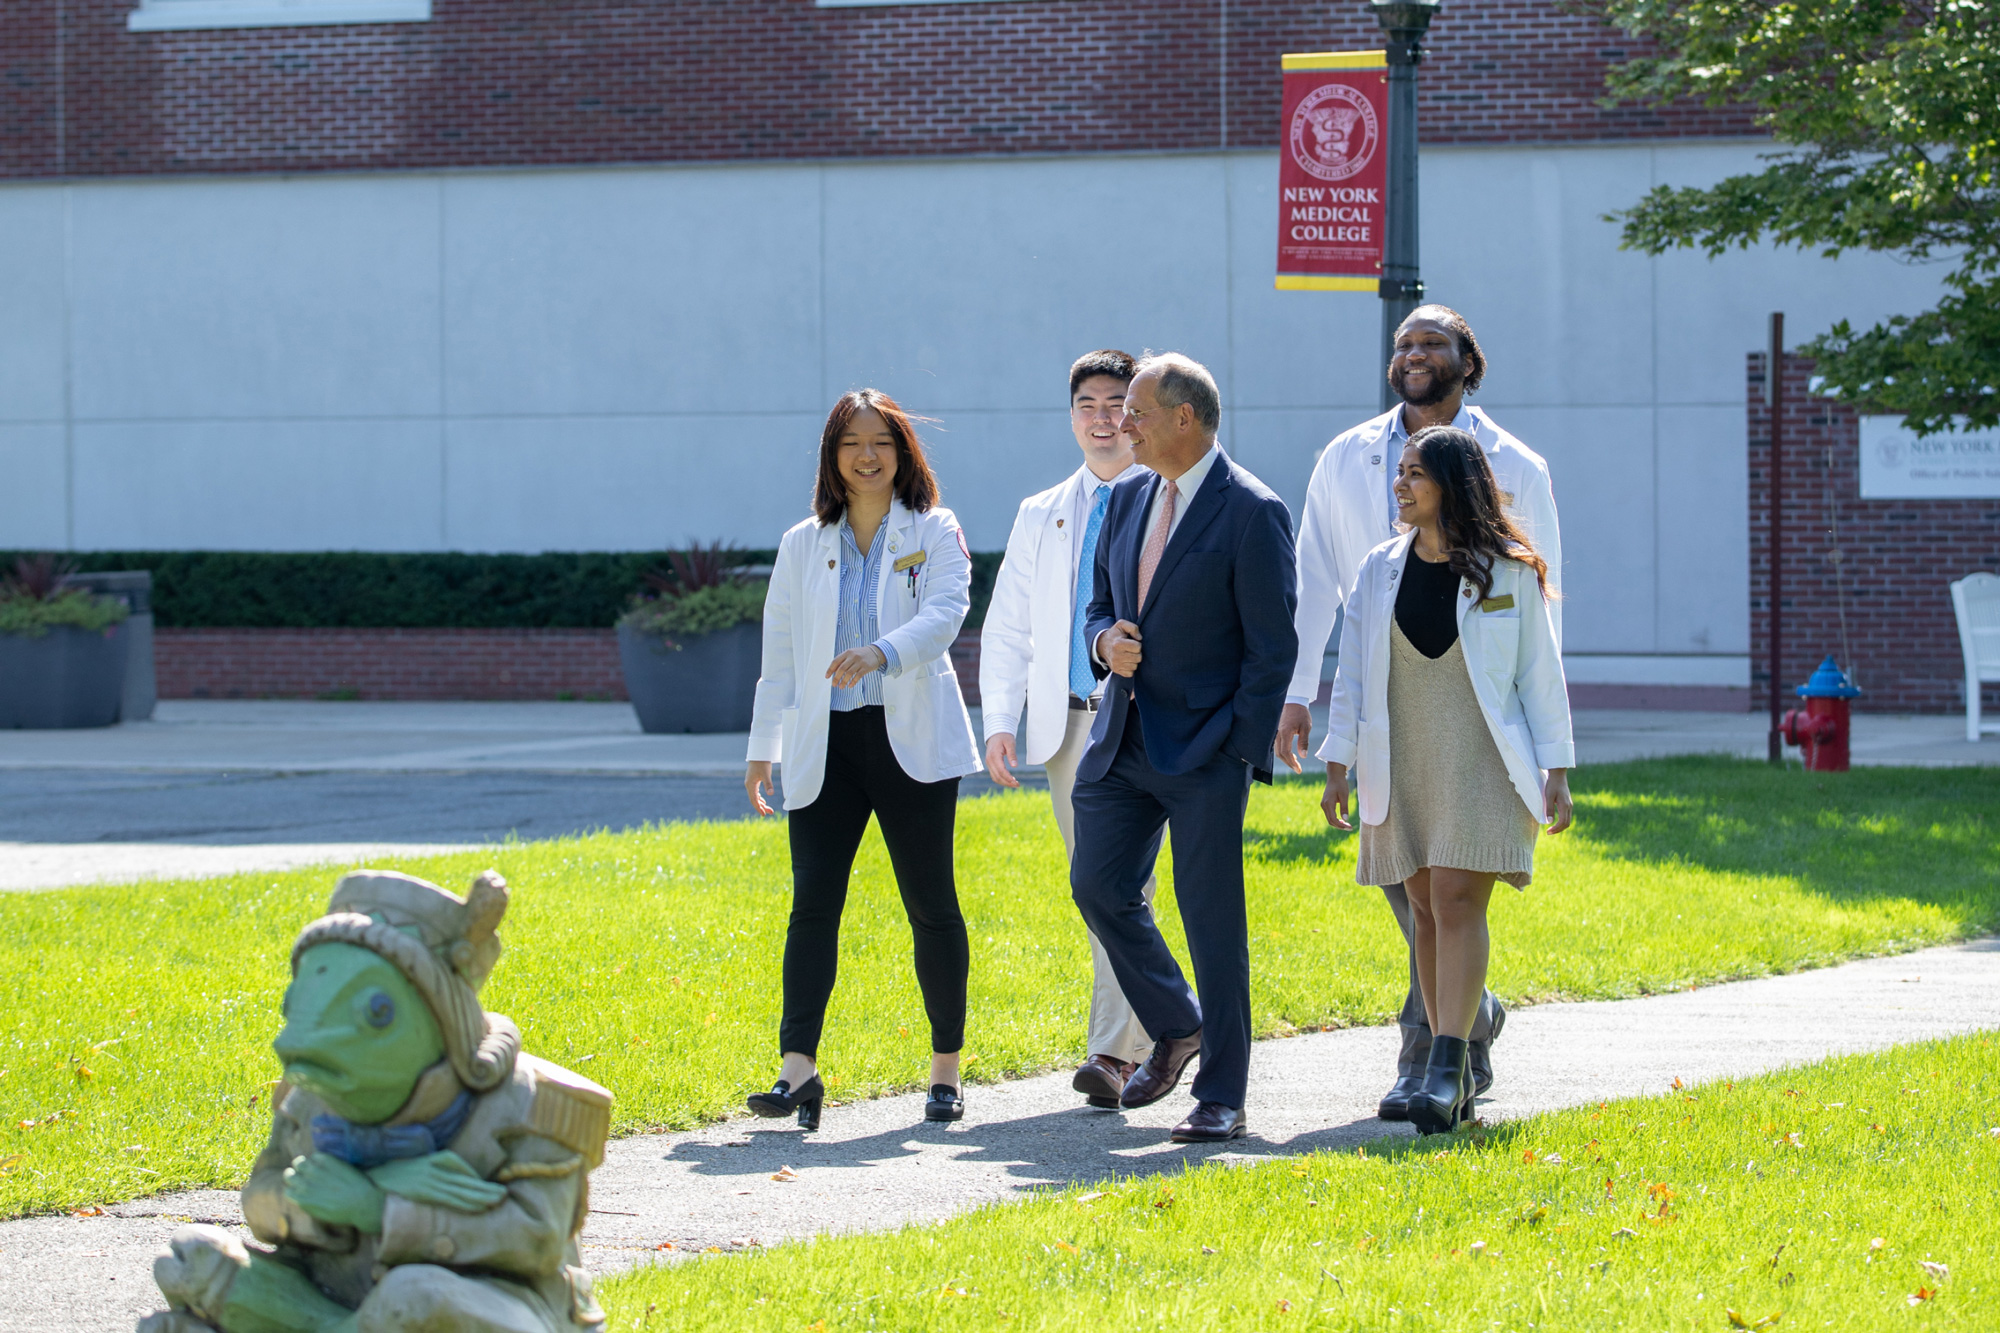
[1407,425,1550,603]
[812,389,939,524]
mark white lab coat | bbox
[978,466,1099,766]
[1288,404,1562,704]
[748,501,982,811]
[1318,530,1575,826]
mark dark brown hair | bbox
[1406,425,1549,602]
[1069,349,1135,401]
[813,389,939,525]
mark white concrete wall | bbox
[0,143,1940,664]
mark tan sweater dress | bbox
[1356,620,1539,889]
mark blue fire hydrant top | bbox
[1797,654,1863,699]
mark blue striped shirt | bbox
[831,519,901,711]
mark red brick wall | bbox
[7,1,1754,180]
[156,627,628,700]
[1748,354,2000,715]
[157,625,988,703]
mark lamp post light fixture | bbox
[1370,0,1440,409]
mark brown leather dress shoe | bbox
[1071,1055,1137,1109]
[1119,1030,1202,1109]
[1170,1100,1246,1143]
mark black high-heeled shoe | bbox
[747,1075,824,1130]
[1408,1035,1471,1136]
[923,1083,964,1123]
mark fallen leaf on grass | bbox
[653,1241,676,1251]
[771,1166,798,1182]
[1725,1308,1782,1329]
[1610,1228,1637,1240]
[0,1155,22,1175]
[71,1206,106,1217]
[1055,1241,1080,1255]
[1075,1191,1106,1204]
[1153,1188,1175,1210]
[1201,1245,1218,1255]
[1918,1261,1949,1281]
[1275,1298,1293,1312]
[1869,1238,1886,1252]
[1908,1287,1937,1305]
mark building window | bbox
[128,0,431,32]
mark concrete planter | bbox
[617,620,760,734]
[0,622,131,728]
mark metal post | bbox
[1767,311,1785,764]
[1372,1,1439,410]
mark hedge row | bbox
[14,550,1003,630]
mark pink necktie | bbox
[1136,478,1178,611]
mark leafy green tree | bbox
[1583,0,1998,432]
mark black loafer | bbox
[923,1083,964,1123]
[1169,1101,1246,1143]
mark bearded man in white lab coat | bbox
[1274,305,1562,1122]
[980,348,1158,1110]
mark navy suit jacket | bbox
[1081,447,1299,784]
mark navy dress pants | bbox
[1068,718,1255,1109]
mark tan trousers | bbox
[1043,704,1156,1065]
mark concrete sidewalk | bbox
[3,937,1994,1332]
[1,700,1991,775]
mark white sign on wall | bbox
[1859,416,2000,499]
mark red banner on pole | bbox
[1275,51,1388,292]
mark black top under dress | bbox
[1395,552,1462,659]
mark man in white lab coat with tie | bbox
[1276,305,1562,1122]
[980,348,1157,1109]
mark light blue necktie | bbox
[1069,485,1112,699]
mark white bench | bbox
[1950,572,2000,742]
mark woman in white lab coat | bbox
[744,389,982,1129]
[1318,424,1575,1135]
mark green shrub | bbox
[618,581,769,643]
[0,587,129,638]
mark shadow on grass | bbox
[1245,757,2000,925]
[1570,756,2000,914]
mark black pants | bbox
[781,706,966,1058]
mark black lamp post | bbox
[1371,0,1440,409]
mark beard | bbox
[1390,358,1465,407]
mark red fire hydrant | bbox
[1780,655,1861,772]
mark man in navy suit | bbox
[1070,352,1299,1143]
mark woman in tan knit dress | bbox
[1316,426,1574,1134]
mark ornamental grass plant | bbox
[0,758,1995,1217]
[0,554,128,638]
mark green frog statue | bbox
[140,869,613,1333]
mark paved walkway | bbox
[2,702,1991,891]
[4,937,1995,1332]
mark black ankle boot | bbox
[1409,1035,1471,1136]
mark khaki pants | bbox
[1043,704,1156,1065]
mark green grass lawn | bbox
[599,1033,1999,1331]
[1,757,1995,1217]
